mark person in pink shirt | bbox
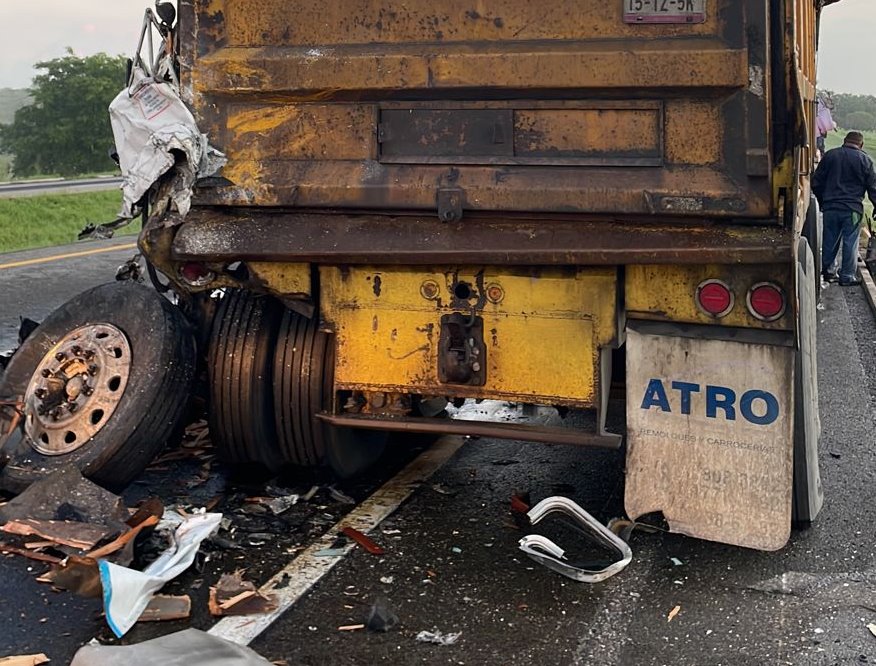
[816,94,838,158]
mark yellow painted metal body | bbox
[626,264,794,330]
[162,0,822,409]
[321,267,617,407]
[180,0,769,218]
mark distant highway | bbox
[0,176,123,198]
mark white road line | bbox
[208,436,465,645]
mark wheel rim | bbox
[23,324,131,456]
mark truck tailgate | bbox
[181,0,773,219]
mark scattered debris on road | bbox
[0,655,49,666]
[668,605,682,622]
[208,569,277,617]
[2,518,111,550]
[138,594,192,622]
[415,629,462,646]
[100,511,222,636]
[69,629,272,666]
[341,526,385,555]
[518,496,633,583]
[338,624,365,632]
[366,597,399,633]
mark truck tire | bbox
[792,238,824,526]
[0,282,196,494]
[206,290,284,468]
[273,309,386,478]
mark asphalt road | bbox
[0,244,874,665]
[0,237,138,351]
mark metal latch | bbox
[437,187,464,223]
[438,312,486,386]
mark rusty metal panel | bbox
[219,0,719,46]
[378,103,663,166]
[514,107,662,164]
[171,210,795,266]
[625,326,794,551]
[319,266,617,406]
[625,264,794,330]
[379,109,514,162]
[181,0,775,219]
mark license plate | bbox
[623,0,706,24]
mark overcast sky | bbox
[0,0,873,95]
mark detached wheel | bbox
[273,309,386,478]
[0,282,196,494]
[207,290,283,469]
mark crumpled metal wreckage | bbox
[518,496,633,583]
[82,7,225,243]
[109,63,226,220]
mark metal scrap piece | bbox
[518,496,632,583]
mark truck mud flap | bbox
[624,324,794,551]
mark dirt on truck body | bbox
[0,0,836,551]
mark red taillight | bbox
[696,280,734,317]
[747,283,786,321]
[179,261,214,286]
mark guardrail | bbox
[0,176,123,198]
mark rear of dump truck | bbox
[139,0,828,550]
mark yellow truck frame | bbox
[135,0,834,550]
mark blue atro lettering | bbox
[640,380,779,426]
[739,390,780,426]
[671,381,700,415]
[706,386,736,420]
[640,378,671,412]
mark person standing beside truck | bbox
[813,131,876,286]
[815,95,837,159]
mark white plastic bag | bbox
[99,511,222,637]
[108,66,225,219]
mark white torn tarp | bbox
[518,496,633,583]
[99,510,222,637]
[70,629,273,666]
[109,64,225,219]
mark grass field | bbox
[823,128,876,156]
[0,190,139,254]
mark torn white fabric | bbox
[99,511,222,637]
[108,65,225,219]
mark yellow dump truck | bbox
[0,0,839,551]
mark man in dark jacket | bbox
[813,131,876,286]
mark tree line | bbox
[825,93,876,132]
[0,51,126,178]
